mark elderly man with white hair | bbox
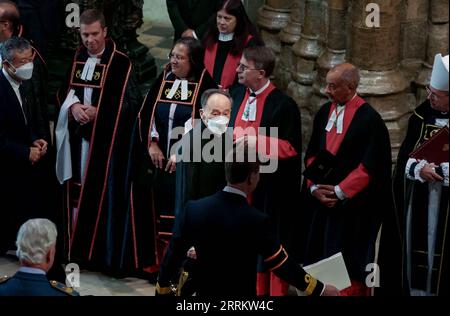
[0,218,79,296]
[394,53,449,296]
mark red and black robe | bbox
[229,83,302,295]
[301,97,399,295]
[56,39,142,273]
[204,35,254,89]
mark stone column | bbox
[257,0,292,57]
[275,0,304,90]
[415,0,449,104]
[311,0,349,116]
[287,0,326,151]
[400,0,428,82]
[350,0,411,160]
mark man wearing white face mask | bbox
[174,89,234,222]
[0,36,48,255]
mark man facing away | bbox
[156,142,339,296]
[0,218,79,296]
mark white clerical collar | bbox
[325,94,358,134]
[219,32,234,42]
[2,67,20,89]
[223,186,247,198]
[250,79,271,96]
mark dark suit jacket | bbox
[166,0,222,41]
[0,71,38,251]
[0,271,75,296]
[158,190,324,296]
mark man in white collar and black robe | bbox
[393,53,449,296]
[229,46,302,296]
[55,9,141,275]
[301,63,398,296]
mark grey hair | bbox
[16,218,57,265]
[200,88,233,110]
[0,36,30,62]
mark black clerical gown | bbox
[56,38,142,272]
[174,121,231,218]
[393,100,449,295]
[128,67,216,272]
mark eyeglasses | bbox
[168,52,187,62]
[426,85,448,100]
[237,63,260,72]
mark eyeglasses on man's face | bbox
[237,62,260,72]
[168,52,187,62]
[426,85,448,101]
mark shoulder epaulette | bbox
[0,275,10,284]
[49,280,79,296]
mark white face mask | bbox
[206,115,229,135]
[9,61,34,80]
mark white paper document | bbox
[303,252,351,291]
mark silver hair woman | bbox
[16,218,57,268]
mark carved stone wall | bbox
[260,0,448,159]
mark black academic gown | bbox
[229,84,302,251]
[301,101,397,285]
[56,38,142,273]
[393,100,449,295]
[174,121,231,218]
[128,67,217,272]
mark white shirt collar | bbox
[219,33,234,42]
[250,79,271,96]
[223,186,247,198]
[2,67,20,90]
[19,267,46,275]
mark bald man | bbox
[300,63,397,296]
[0,0,20,44]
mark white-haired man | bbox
[0,218,79,296]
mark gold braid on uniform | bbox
[156,282,175,295]
[303,274,318,296]
[263,245,289,271]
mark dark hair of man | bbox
[200,88,233,110]
[172,37,206,79]
[0,0,20,33]
[0,36,30,62]
[203,0,263,56]
[80,9,106,28]
[225,143,260,184]
[242,46,275,77]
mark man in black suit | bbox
[156,142,340,296]
[0,218,79,296]
[0,36,48,254]
[166,0,222,41]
